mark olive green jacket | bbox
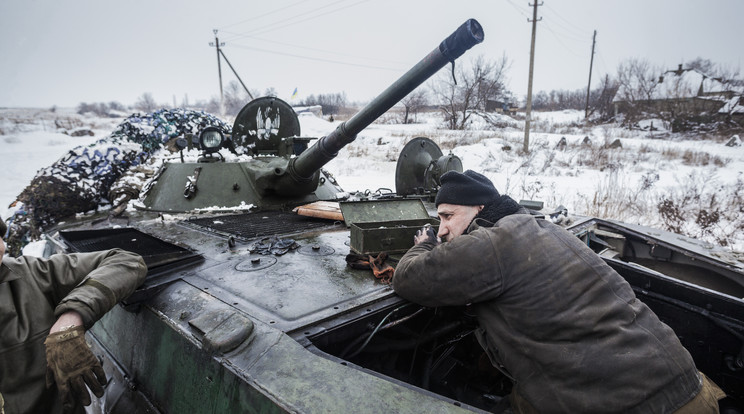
[394,214,701,414]
[0,249,147,414]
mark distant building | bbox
[486,99,518,115]
[613,64,743,117]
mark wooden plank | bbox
[293,201,344,221]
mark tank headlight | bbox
[199,127,225,153]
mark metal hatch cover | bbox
[58,227,204,303]
[59,227,200,271]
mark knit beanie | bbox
[435,170,500,206]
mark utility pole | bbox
[523,1,542,154]
[209,30,225,116]
[584,30,597,120]
[218,49,254,101]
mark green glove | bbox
[44,326,106,413]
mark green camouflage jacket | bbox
[0,249,146,414]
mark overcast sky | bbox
[1,0,742,109]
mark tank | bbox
[38,18,744,413]
[139,17,482,214]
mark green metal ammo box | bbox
[340,199,439,255]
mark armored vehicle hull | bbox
[44,206,744,413]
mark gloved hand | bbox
[414,225,440,245]
[44,326,106,413]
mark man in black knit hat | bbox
[393,170,724,414]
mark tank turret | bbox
[141,19,484,212]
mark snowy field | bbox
[1,107,743,253]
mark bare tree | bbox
[134,93,158,113]
[530,89,586,111]
[590,74,619,121]
[224,81,252,115]
[204,97,220,114]
[400,89,428,124]
[77,102,114,116]
[108,101,126,111]
[431,54,510,130]
[299,92,348,115]
[685,57,715,76]
[615,58,661,123]
[616,58,659,102]
[531,91,550,110]
[687,57,744,89]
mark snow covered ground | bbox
[1,107,743,252]
[0,108,121,210]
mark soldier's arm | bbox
[393,231,503,307]
[28,249,147,329]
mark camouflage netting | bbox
[3,108,230,256]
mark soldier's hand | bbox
[44,326,106,413]
[414,225,440,245]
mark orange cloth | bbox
[345,252,395,284]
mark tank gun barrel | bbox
[276,19,484,194]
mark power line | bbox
[218,0,307,31]
[540,5,592,44]
[541,21,584,58]
[223,0,368,42]
[504,0,530,19]
[222,0,349,41]
[246,0,370,38]
[222,0,352,40]
[224,33,409,67]
[211,0,389,102]
[229,43,403,72]
[595,50,613,77]
[506,1,584,58]
[541,16,590,43]
[543,3,590,38]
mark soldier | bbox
[0,219,147,414]
[393,170,725,413]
